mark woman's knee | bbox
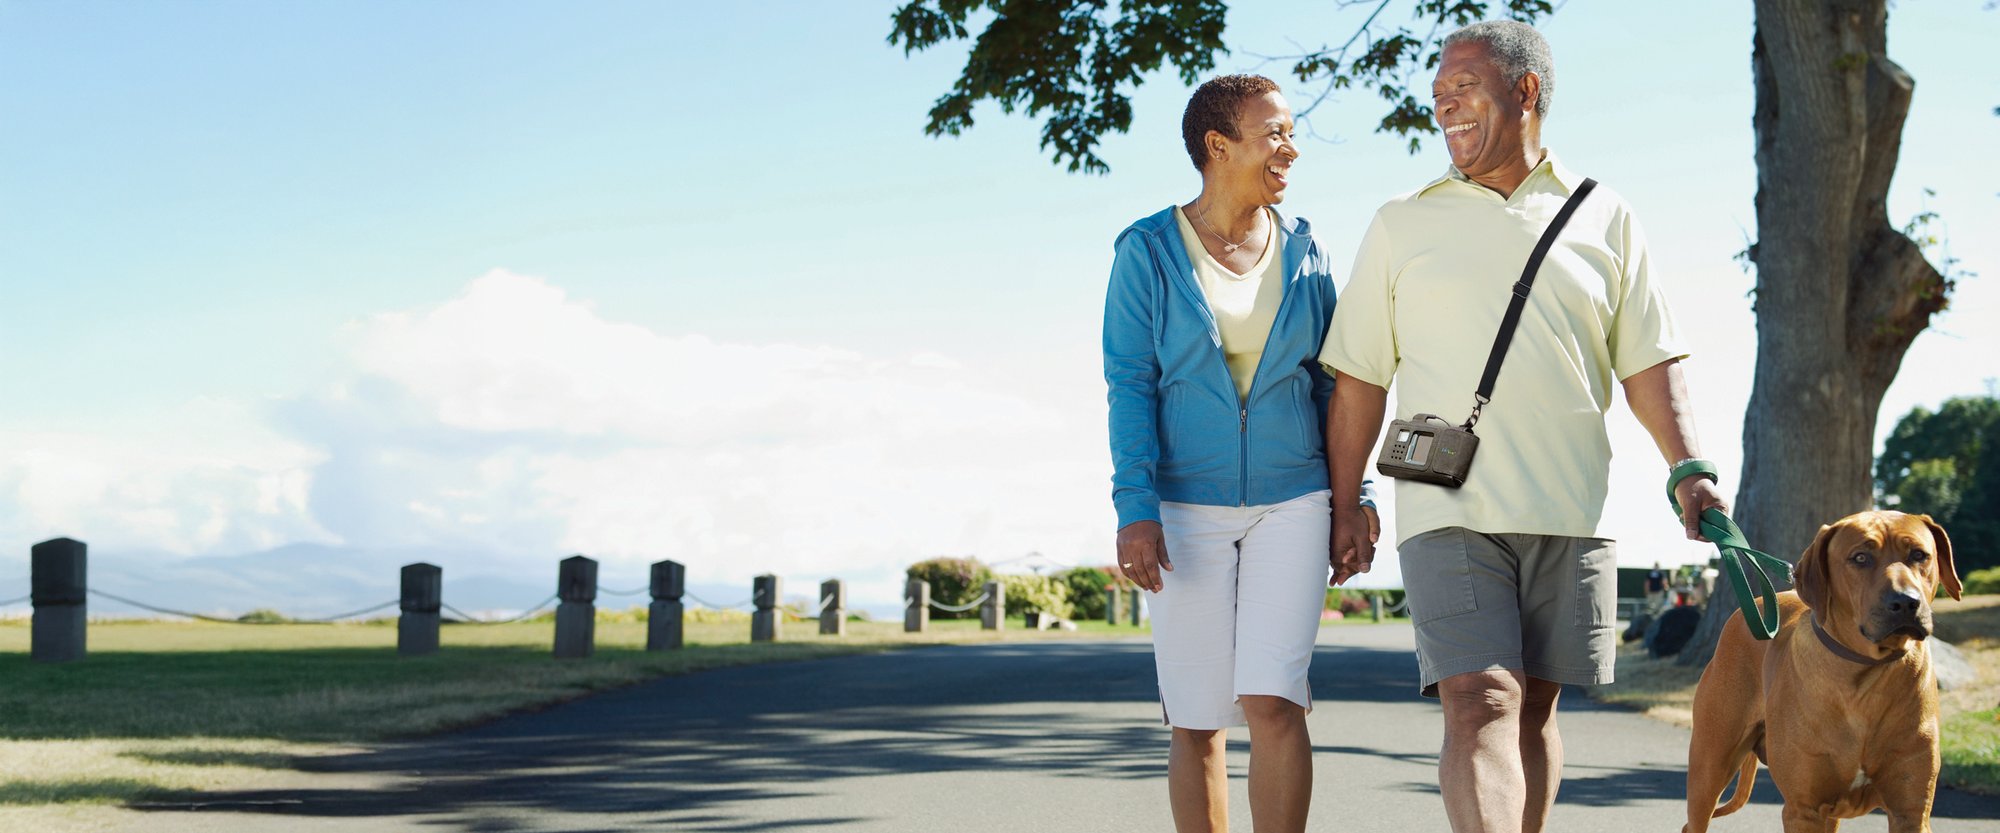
[1239,694,1304,728]
[1173,726,1226,752]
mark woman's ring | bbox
[1122,563,1133,568]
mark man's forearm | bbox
[1328,370,1389,506]
[1622,359,1700,464]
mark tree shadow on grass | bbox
[119,747,301,770]
[0,777,171,805]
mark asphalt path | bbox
[114,623,2000,832]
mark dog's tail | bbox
[1711,752,1760,818]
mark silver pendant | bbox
[1223,244,1239,253]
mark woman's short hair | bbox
[1181,74,1281,172]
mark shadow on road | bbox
[131,637,2000,828]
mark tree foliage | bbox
[888,0,1550,173]
[907,556,995,619]
[1876,396,2000,572]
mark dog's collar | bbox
[1811,614,1903,667]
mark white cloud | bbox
[0,398,336,559]
[1,270,1115,608]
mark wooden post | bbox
[904,579,929,633]
[398,563,441,657]
[751,574,780,642]
[819,578,845,636]
[1128,588,1142,626]
[1106,586,1122,626]
[31,537,86,663]
[980,580,1003,631]
[554,555,597,659]
[1371,594,1384,623]
[647,560,685,651]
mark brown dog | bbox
[1683,510,1962,832]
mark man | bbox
[1318,21,1728,833]
[1646,561,1669,614]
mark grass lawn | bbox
[0,609,1150,820]
[1591,595,2000,796]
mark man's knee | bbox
[1239,694,1304,728]
[1522,677,1561,713]
[1437,670,1527,735]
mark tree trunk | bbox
[1679,0,1949,668]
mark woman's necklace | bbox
[1197,198,1264,255]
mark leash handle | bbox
[1667,461,1790,641]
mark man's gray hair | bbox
[1442,20,1553,119]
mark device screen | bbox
[1405,433,1432,465]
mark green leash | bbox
[1667,459,1792,641]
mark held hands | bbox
[1329,504,1381,587]
[1116,520,1171,593]
[1673,476,1728,543]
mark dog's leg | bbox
[1876,757,1938,833]
[1685,624,1765,833]
[1780,802,1838,833]
[1683,733,1758,833]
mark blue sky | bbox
[2,1,1996,613]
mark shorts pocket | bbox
[1573,537,1618,628]
[1403,528,1477,623]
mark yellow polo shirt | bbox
[1172,206,1284,402]
[1318,152,1687,544]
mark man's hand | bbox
[1329,504,1380,586]
[1674,475,1728,543]
[1116,521,1171,593]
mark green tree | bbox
[1876,396,2000,572]
[1057,566,1114,620]
[1001,572,1074,619]
[890,1,1960,667]
[887,0,1551,174]
[906,556,996,619]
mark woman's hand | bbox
[1329,504,1381,586]
[1116,520,1172,593]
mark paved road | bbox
[115,624,1998,832]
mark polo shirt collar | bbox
[1416,149,1579,198]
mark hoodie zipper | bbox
[1239,406,1249,506]
[1158,211,1306,510]
[1234,234,1305,508]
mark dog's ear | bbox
[1919,514,1961,601]
[1793,523,1837,611]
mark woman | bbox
[1102,74,1376,833]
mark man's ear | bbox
[1793,523,1837,611]
[1517,71,1541,115]
[1919,515,1962,601]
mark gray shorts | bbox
[1398,527,1618,698]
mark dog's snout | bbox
[1881,588,1925,618]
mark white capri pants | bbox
[1150,489,1332,729]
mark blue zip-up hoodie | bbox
[1104,206,1349,528]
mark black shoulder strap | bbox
[1464,177,1597,430]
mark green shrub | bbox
[906,557,995,620]
[235,609,293,624]
[1963,566,2000,595]
[1323,588,1407,617]
[1059,567,1114,620]
[1001,573,1073,620]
